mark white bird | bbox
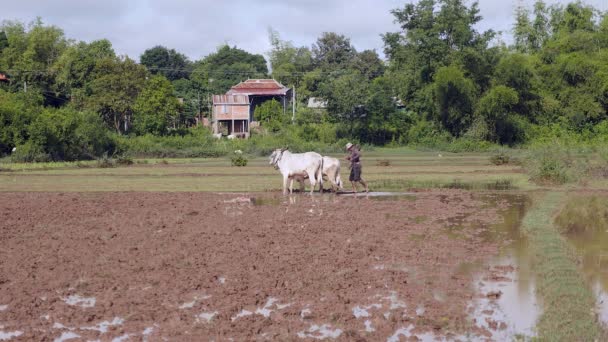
[11,147,16,153]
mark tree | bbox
[27,107,114,161]
[86,56,148,133]
[493,54,539,118]
[192,45,268,95]
[319,71,369,136]
[267,28,313,86]
[0,31,8,52]
[433,65,477,136]
[475,85,519,142]
[312,32,356,69]
[514,4,533,53]
[52,39,115,105]
[383,0,494,122]
[140,46,191,81]
[133,75,180,135]
[254,99,285,132]
[0,19,68,105]
[351,50,385,80]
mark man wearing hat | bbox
[345,142,369,193]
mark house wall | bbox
[213,104,250,121]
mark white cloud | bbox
[2,0,606,61]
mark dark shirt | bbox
[348,149,361,164]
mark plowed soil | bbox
[0,191,511,341]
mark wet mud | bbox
[0,191,529,340]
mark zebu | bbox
[269,149,323,195]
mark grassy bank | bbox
[521,192,602,341]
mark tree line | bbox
[1,0,607,161]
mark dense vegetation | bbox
[1,0,608,162]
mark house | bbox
[212,79,292,138]
[0,73,9,83]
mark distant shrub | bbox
[96,153,116,168]
[490,149,512,165]
[231,150,248,167]
[555,196,608,234]
[116,155,134,166]
[524,144,586,185]
[11,142,51,163]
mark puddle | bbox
[62,295,96,308]
[457,194,540,339]
[297,324,342,339]
[335,191,416,201]
[195,311,218,323]
[0,330,23,341]
[53,331,80,342]
[562,208,608,325]
[230,297,291,322]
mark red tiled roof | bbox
[0,73,9,82]
[226,79,289,96]
[232,79,284,90]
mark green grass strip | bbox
[522,192,602,341]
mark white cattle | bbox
[269,149,323,195]
[213,133,222,139]
[290,156,343,192]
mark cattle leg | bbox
[307,172,317,195]
[283,175,290,195]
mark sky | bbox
[2,0,607,62]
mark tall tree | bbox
[52,39,115,105]
[383,0,493,132]
[0,31,8,53]
[267,28,313,86]
[140,46,191,81]
[514,4,533,53]
[0,19,68,105]
[192,45,268,95]
[86,56,148,133]
[312,32,357,69]
[133,75,181,135]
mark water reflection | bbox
[465,194,540,340]
[562,202,608,325]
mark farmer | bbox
[345,142,369,193]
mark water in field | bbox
[439,194,540,340]
[560,199,608,325]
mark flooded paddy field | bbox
[1,190,584,341]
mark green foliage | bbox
[96,153,116,168]
[52,39,115,102]
[521,192,601,342]
[11,141,50,162]
[86,56,148,133]
[140,45,191,81]
[312,32,357,69]
[230,150,248,167]
[27,107,115,161]
[116,155,134,166]
[476,85,520,143]
[133,75,180,135]
[0,19,68,104]
[555,195,608,234]
[433,65,477,137]
[524,144,575,184]
[253,99,285,132]
[489,149,512,165]
[193,45,268,94]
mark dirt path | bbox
[0,191,510,341]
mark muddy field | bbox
[0,191,527,341]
